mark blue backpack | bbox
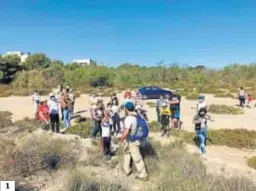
[129,115,149,142]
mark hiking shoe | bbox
[135,176,149,181]
[105,155,111,161]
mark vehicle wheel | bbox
[143,95,148,100]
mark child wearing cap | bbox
[160,102,171,137]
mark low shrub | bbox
[214,92,236,99]
[0,111,13,128]
[185,92,200,100]
[247,156,256,169]
[0,85,13,97]
[146,102,156,108]
[66,120,92,138]
[3,134,79,176]
[146,139,256,191]
[171,128,256,149]
[67,169,127,191]
[148,121,161,133]
[208,104,244,115]
[14,118,42,133]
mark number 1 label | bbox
[0,181,15,191]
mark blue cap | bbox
[124,102,135,111]
[199,95,205,100]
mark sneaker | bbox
[105,155,111,161]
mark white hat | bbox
[49,92,54,97]
[161,102,167,107]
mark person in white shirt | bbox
[101,111,112,160]
[47,93,60,133]
[120,102,148,181]
[111,99,121,135]
[32,90,40,118]
[196,95,207,112]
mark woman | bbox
[91,102,105,139]
[111,99,121,135]
[61,94,72,129]
[37,100,50,129]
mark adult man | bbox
[169,95,181,129]
[120,102,148,181]
[48,93,60,133]
[156,95,167,122]
[238,87,246,107]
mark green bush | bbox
[148,121,161,133]
[66,120,92,138]
[247,156,256,169]
[146,102,156,108]
[214,92,236,99]
[185,92,200,100]
[208,104,244,115]
[171,128,256,149]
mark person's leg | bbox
[116,114,121,134]
[50,114,55,132]
[129,141,148,179]
[199,131,206,153]
[123,142,132,175]
[112,115,117,133]
[242,98,245,107]
[55,114,60,133]
[61,107,64,121]
[91,120,100,138]
[239,97,243,107]
[157,109,160,122]
[67,109,71,127]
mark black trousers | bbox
[50,114,60,133]
[102,137,111,156]
[239,96,245,107]
[61,107,64,120]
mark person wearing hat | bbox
[47,93,60,133]
[196,95,207,112]
[120,102,148,181]
[169,95,181,129]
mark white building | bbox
[4,51,30,63]
[72,59,93,66]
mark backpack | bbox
[129,115,149,142]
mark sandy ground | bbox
[1,92,255,132]
[0,92,256,184]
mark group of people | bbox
[88,90,149,180]
[32,85,76,133]
[237,87,253,108]
[156,95,181,137]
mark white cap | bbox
[161,102,167,107]
[49,92,54,97]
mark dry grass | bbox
[247,156,256,169]
[0,111,13,128]
[146,102,156,108]
[66,120,92,138]
[1,133,80,177]
[185,92,200,100]
[67,169,127,191]
[208,104,244,115]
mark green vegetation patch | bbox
[208,104,244,115]
[146,102,156,108]
[66,120,92,138]
[247,156,256,169]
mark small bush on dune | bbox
[66,120,92,138]
[146,102,156,108]
[214,92,236,99]
[247,156,256,169]
[67,169,127,191]
[0,111,13,128]
[3,134,79,177]
[148,121,161,133]
[14,118,42,133]
[170,128,256,149]
[146,139,256,191]
[186,92,200,100]
[0,85,13,97]
[208,104,244,115]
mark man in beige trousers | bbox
[120,102,148,181]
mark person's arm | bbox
[192,116,200,124]
[120,118,131,143]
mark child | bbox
[101,111,112,160]
[160,102,171,137]
[196,95,207,112]
[193,107,208,154]
[246,93,253,108]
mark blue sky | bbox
[1,0,256,67]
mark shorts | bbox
[171,110,180,120]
